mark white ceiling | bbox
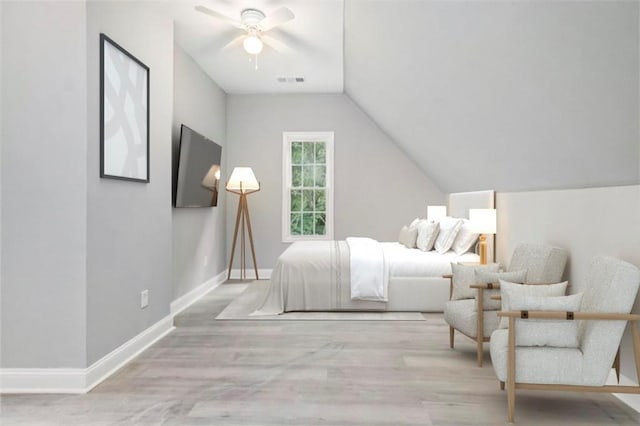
[172,0,344,94]
[169,0,639,192]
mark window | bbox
[282,132,334,242]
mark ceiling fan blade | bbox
[222,34,246,51]
[195,5,244,29]
[259,6,295,32]
[262,34,292,54]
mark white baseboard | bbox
[170,270,226,316]
[0,315,174,394]
[0,368,88,394]
[84,315,175,392]
[607,370,640,414]
[229,268,272,280]
[1,271,228,394]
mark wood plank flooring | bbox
[2,280,639,425]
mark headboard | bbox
[448,190,496,263]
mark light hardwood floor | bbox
[2,281,639,425]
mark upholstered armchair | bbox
[444,243,569,366]
[491,256,640,422]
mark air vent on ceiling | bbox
[277,77,305,83]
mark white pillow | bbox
[398,225,418,248]
[511,293,583,348]
[416,220,439,251]
[409,217,421,229]
[499,280,568,328]
[434,217,463,254]
[473,270,527,311]
[450,262,500,301]
[450,219,479,255]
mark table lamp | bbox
[469,208,497,264]
[427,205,447,221]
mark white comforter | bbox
[381,243,478,277]
[347,237,389,302]
[252,239,479,315]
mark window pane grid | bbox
[288,140,327,237]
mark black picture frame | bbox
[100,33,150,183]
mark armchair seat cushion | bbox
[444,299,500,338]
[490,329,584,385]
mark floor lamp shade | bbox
[469,208,496,264]
[226,167,260,280]
[226,167,260,194]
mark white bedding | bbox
[347,237,389,302]
[382,242,479,277]
[253,239,480,315]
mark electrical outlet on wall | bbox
[140,289,149,309]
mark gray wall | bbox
[86,1,174,365]
[1,1,88,368]
[172,44,227,299]
[496,185,640,385]
[345,0,639,193]
[226,94,444,268]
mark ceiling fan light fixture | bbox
[243,34,263,55]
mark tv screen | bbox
[175,125,222,207]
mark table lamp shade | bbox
[469,208,497,234]
[427,205,447,221]
[226,167,260,193]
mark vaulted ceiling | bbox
[174,0,640,193]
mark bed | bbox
[254,190,495,314]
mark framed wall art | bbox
[100,33,150,182]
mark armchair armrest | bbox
[470,282,499,290]
[497,310,640,321]
[470,281,562,290]
[443,274,453,300]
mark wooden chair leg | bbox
[507,383,515,423]
[507,317,516,423]
[449,327,454,349]
[631,321,640,384]
[476,289,484,367]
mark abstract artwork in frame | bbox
[100,33,150,182]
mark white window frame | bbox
[282,131,334,242]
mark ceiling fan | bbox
[195,4,295,67]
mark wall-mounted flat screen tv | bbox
[175,125,222,207]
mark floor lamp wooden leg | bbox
[449,326,454,349]
[240,197,246,279]
[243,195,259,280]
[227,195,244,280]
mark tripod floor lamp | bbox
[226,167,260,280]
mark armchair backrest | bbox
[508,244,569,284]
[579,256,640,386]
